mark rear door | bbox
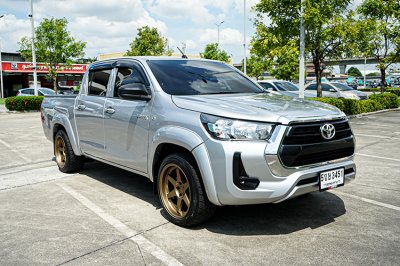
[103,60,152,173]
[75,64,113,158]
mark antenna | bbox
[177,47,188,59]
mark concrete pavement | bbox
[0,111,399,265]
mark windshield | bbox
[40,89,55,95]
[332,83,353,91]
[274,81,299,91]
[147,60,264,95]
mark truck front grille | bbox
[279,119,355,167]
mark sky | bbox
[0,0,259,63]
[0,0,385,73]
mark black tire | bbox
[157,153,215,227]
[54,130,85,173]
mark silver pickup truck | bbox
[41,57,356,226]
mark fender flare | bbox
[149,126,221,206]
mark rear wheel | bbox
[158,153,215,227]
[54,130,84,173]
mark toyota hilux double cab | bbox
[41,57,356,226]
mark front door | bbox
[103,61,152,173]
[75,68,112,158]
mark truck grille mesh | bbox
[279,119,355,167]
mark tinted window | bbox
[332,82,353,91]
[306,84,317,90]
[322,84,334,92]
[274,82,299,91]
[147,60,263,95]
[88,69,112,96]
[114,67,147,98]
[258,82,275,90]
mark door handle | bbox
[105,107,115,114]
[77,104,86,111]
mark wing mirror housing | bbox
[118,83,151,101]
[329,88,336,92]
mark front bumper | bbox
[193,124,356,206]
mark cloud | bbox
[0,0,167,57]
[199,28,244,45]
[0,14,31,53]
[147,0,215,24]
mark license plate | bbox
[319,168,344,191]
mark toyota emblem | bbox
[320,123,335,140]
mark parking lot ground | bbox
[0,111,399,265]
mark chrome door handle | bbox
[77,104,86,111]
[105,107,115,114]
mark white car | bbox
[17,88,56,96]
[257,80,315,98]
[305,82,368,100]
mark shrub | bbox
[387,88,400,96]
[5,96,44,111]
[311,94,398,115]
[310,98,345,110]
[368,93,399,109]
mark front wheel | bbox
[54,130,85,173]
[158,153,215,227]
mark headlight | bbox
[200,114,275,140]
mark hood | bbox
[172,93,344,124]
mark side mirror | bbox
[118,83,151,101]
[329,88,336,92]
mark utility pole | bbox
[243,0,247,74]
[29,0,38,96]
[215,21,224,46]
[298,0,305,99]
[364,56,367,88]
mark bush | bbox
[5,96,44,111]
[368,93,399,109]
[311,94,398,115]
[387,88,400,96]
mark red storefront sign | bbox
[1,61,87,74]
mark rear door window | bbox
[306,84,317,90]
[88,69,112,96]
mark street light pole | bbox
[298,0,305,99]
[29,0,38,96]
[243,0,247,75]
[0,15,4,98]
[0,40,4,99]
[215,21,224,45]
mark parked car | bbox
[41,57,356,227]
[17,87,56,96]
[257,80,315,98]
[305,82,368,100]
[57,86,75,95]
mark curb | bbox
[347,108,400,119]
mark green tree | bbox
[19,17,86,93]
[200,43,230,62]
[347,67,363,77]
[245,55,270,79]
[366,72,380,76]
[126,26,172,56]
[253,0,356,97]
[357,0,400,92]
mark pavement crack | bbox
[137,243,147,266]
[57,222,168,266]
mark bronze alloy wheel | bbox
[55,136,66,168]
[159,163,191,218]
